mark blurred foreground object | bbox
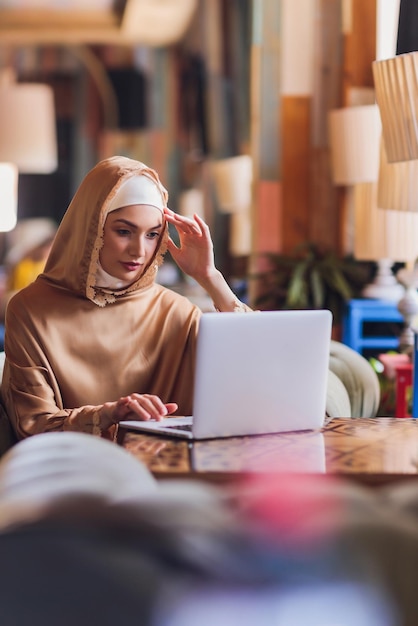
[0,433,417,625]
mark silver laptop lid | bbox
[192,309,332,439]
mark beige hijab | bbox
[43,155,169,306]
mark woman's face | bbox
[100,204,163,282]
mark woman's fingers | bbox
[164,208,202,235]
[126,394,167,421]
[118,395,178,422]
[193,213,210,232]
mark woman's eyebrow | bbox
[113,218,163,230]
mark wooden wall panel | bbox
[342,0,377,103]
[248,0,378,303]
[254,180,282,254]
[281,96,311,254]
[312,0,343,146]
[340,0,377,253]
[309,148,340,248]
[310,0,342,250]
[248,0,281,302]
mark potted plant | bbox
[253,242,374,329]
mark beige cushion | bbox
[326,369,352,418]
[329,341,380,418]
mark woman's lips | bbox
[121,262,141,272]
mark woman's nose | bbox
[128,236,144,258]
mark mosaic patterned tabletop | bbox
[119,417,418,484]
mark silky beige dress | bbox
[1,157,209,439]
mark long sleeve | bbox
[1,279,201,440]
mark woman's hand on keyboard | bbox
[100,394,178,429]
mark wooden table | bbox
[117,417,418,486]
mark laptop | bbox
[120,309,332,440]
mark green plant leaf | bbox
[254,243,374,317]
[287,260,309,307]
[310,267,325,308]
[324,265,352,300]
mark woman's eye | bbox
[147,231,160,239]
[116,228,131,236]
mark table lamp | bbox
[0,65,58,266]
[375,141,418,353]
[353,180,418,310]
[211,155,253,256]
[211,155,253,215]
[328,105,381,185]
[372,51,418,163]
[328,103,407,301]
[377,141,418,212]
[0,69,57,174]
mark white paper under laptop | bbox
[120,309,332,440]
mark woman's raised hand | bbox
[163,208,216,282]
[163,207,249,312]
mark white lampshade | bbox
[377,141,418,211]
[354,182,418,262]
[178,188,205,219]
[121,0,198,46]
[211,155,253,214]
[0,82,57,173]
[0,162,18,232]
[230,212,252,257]
[328,105,381,184]
[372,51,418,163]
[354,181,418,301]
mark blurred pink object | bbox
[379,353,410,380]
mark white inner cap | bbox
[107,174,166,213]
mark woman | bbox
[1,156,250,440]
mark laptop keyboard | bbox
[164,424,193,432]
